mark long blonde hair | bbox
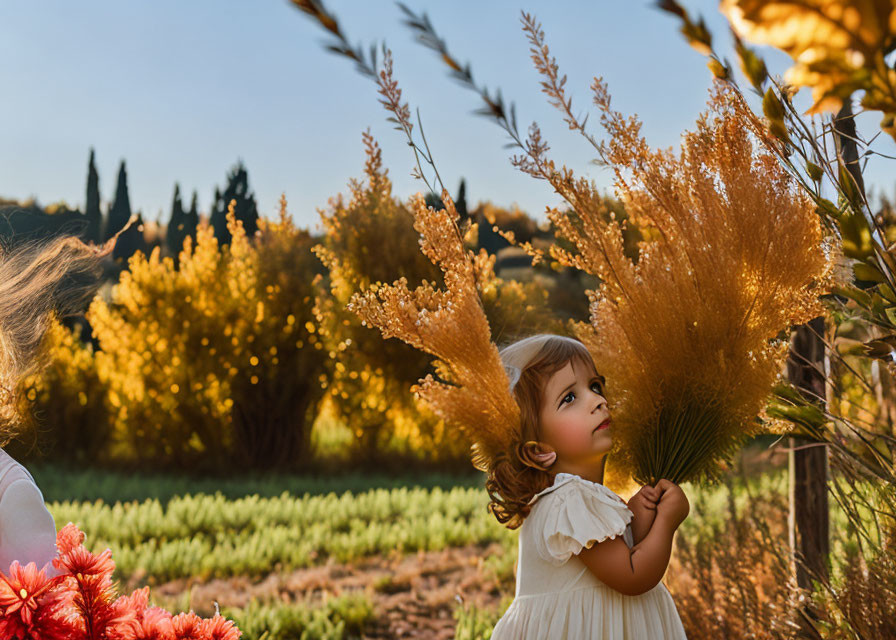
[0,228,115,447]
[487,334,603,528]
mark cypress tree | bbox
[106,160,132,242]
[423,179,467,219]
[455,178,468,222]
[210,161,259,245]
[185,190,199,242]
[84,148,102,243]
[166,183,186,263]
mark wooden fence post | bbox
[785,98,864,634]
[787,316,830,636]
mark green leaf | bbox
[854,262,886,283]
[770,381,803,403]
[762,87,784,121]
[840,214,874,259]
[768,119,790,144]
[835,338,867,356]
[680,16,713,56]
[765,403,827,434]
[767,382,829,440]
[737,44,767,88]
[838,163,863,208]
[831,285,872,307]
[806,161,824,182]
[815,198,842,222]
[879,283,896,304]
[885,306,896,327]
[707,57,729,80]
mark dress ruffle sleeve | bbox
[532,475,633,566]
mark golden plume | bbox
[345,191,520,471]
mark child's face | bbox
[538,359,612,467]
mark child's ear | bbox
[519,440,557,470]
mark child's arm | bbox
[0,479,60,577]
[626,484,660,546]
[577,480,688,596]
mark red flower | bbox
[29,586,83,639]
[0,561,59,626]
[55,522,86,556]
[200,613,242,640]
[109,605,176,640]
[105,587,150,640]
[54,545,115,578]
[137,607,176,640]
[171,610,204,639]
[0,612,29,639]
[110,585,150,616]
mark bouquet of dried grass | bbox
[551,81,837,485]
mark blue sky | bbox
[2,1,894,233]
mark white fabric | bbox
[492,472,687,639]
[0,449,59,578]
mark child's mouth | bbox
[594,418,611,432]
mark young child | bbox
[489,333,689,639]
[0,230,112,578]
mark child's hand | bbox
[626,485,660,545]
[627,485,660,519]
[654,479,690,529]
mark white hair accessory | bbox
[499,334,571,393]
[504,364,521,391]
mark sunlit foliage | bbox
[340,186,523,474]
[87,201,328,471]
[722,0,896,131]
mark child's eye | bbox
[560,381,605,407]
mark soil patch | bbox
[149,542,508,639]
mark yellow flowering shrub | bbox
[87,201,328,471]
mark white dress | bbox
[0,448,59,577]
[491,472,687,639]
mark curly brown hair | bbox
[486,334,604,529]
